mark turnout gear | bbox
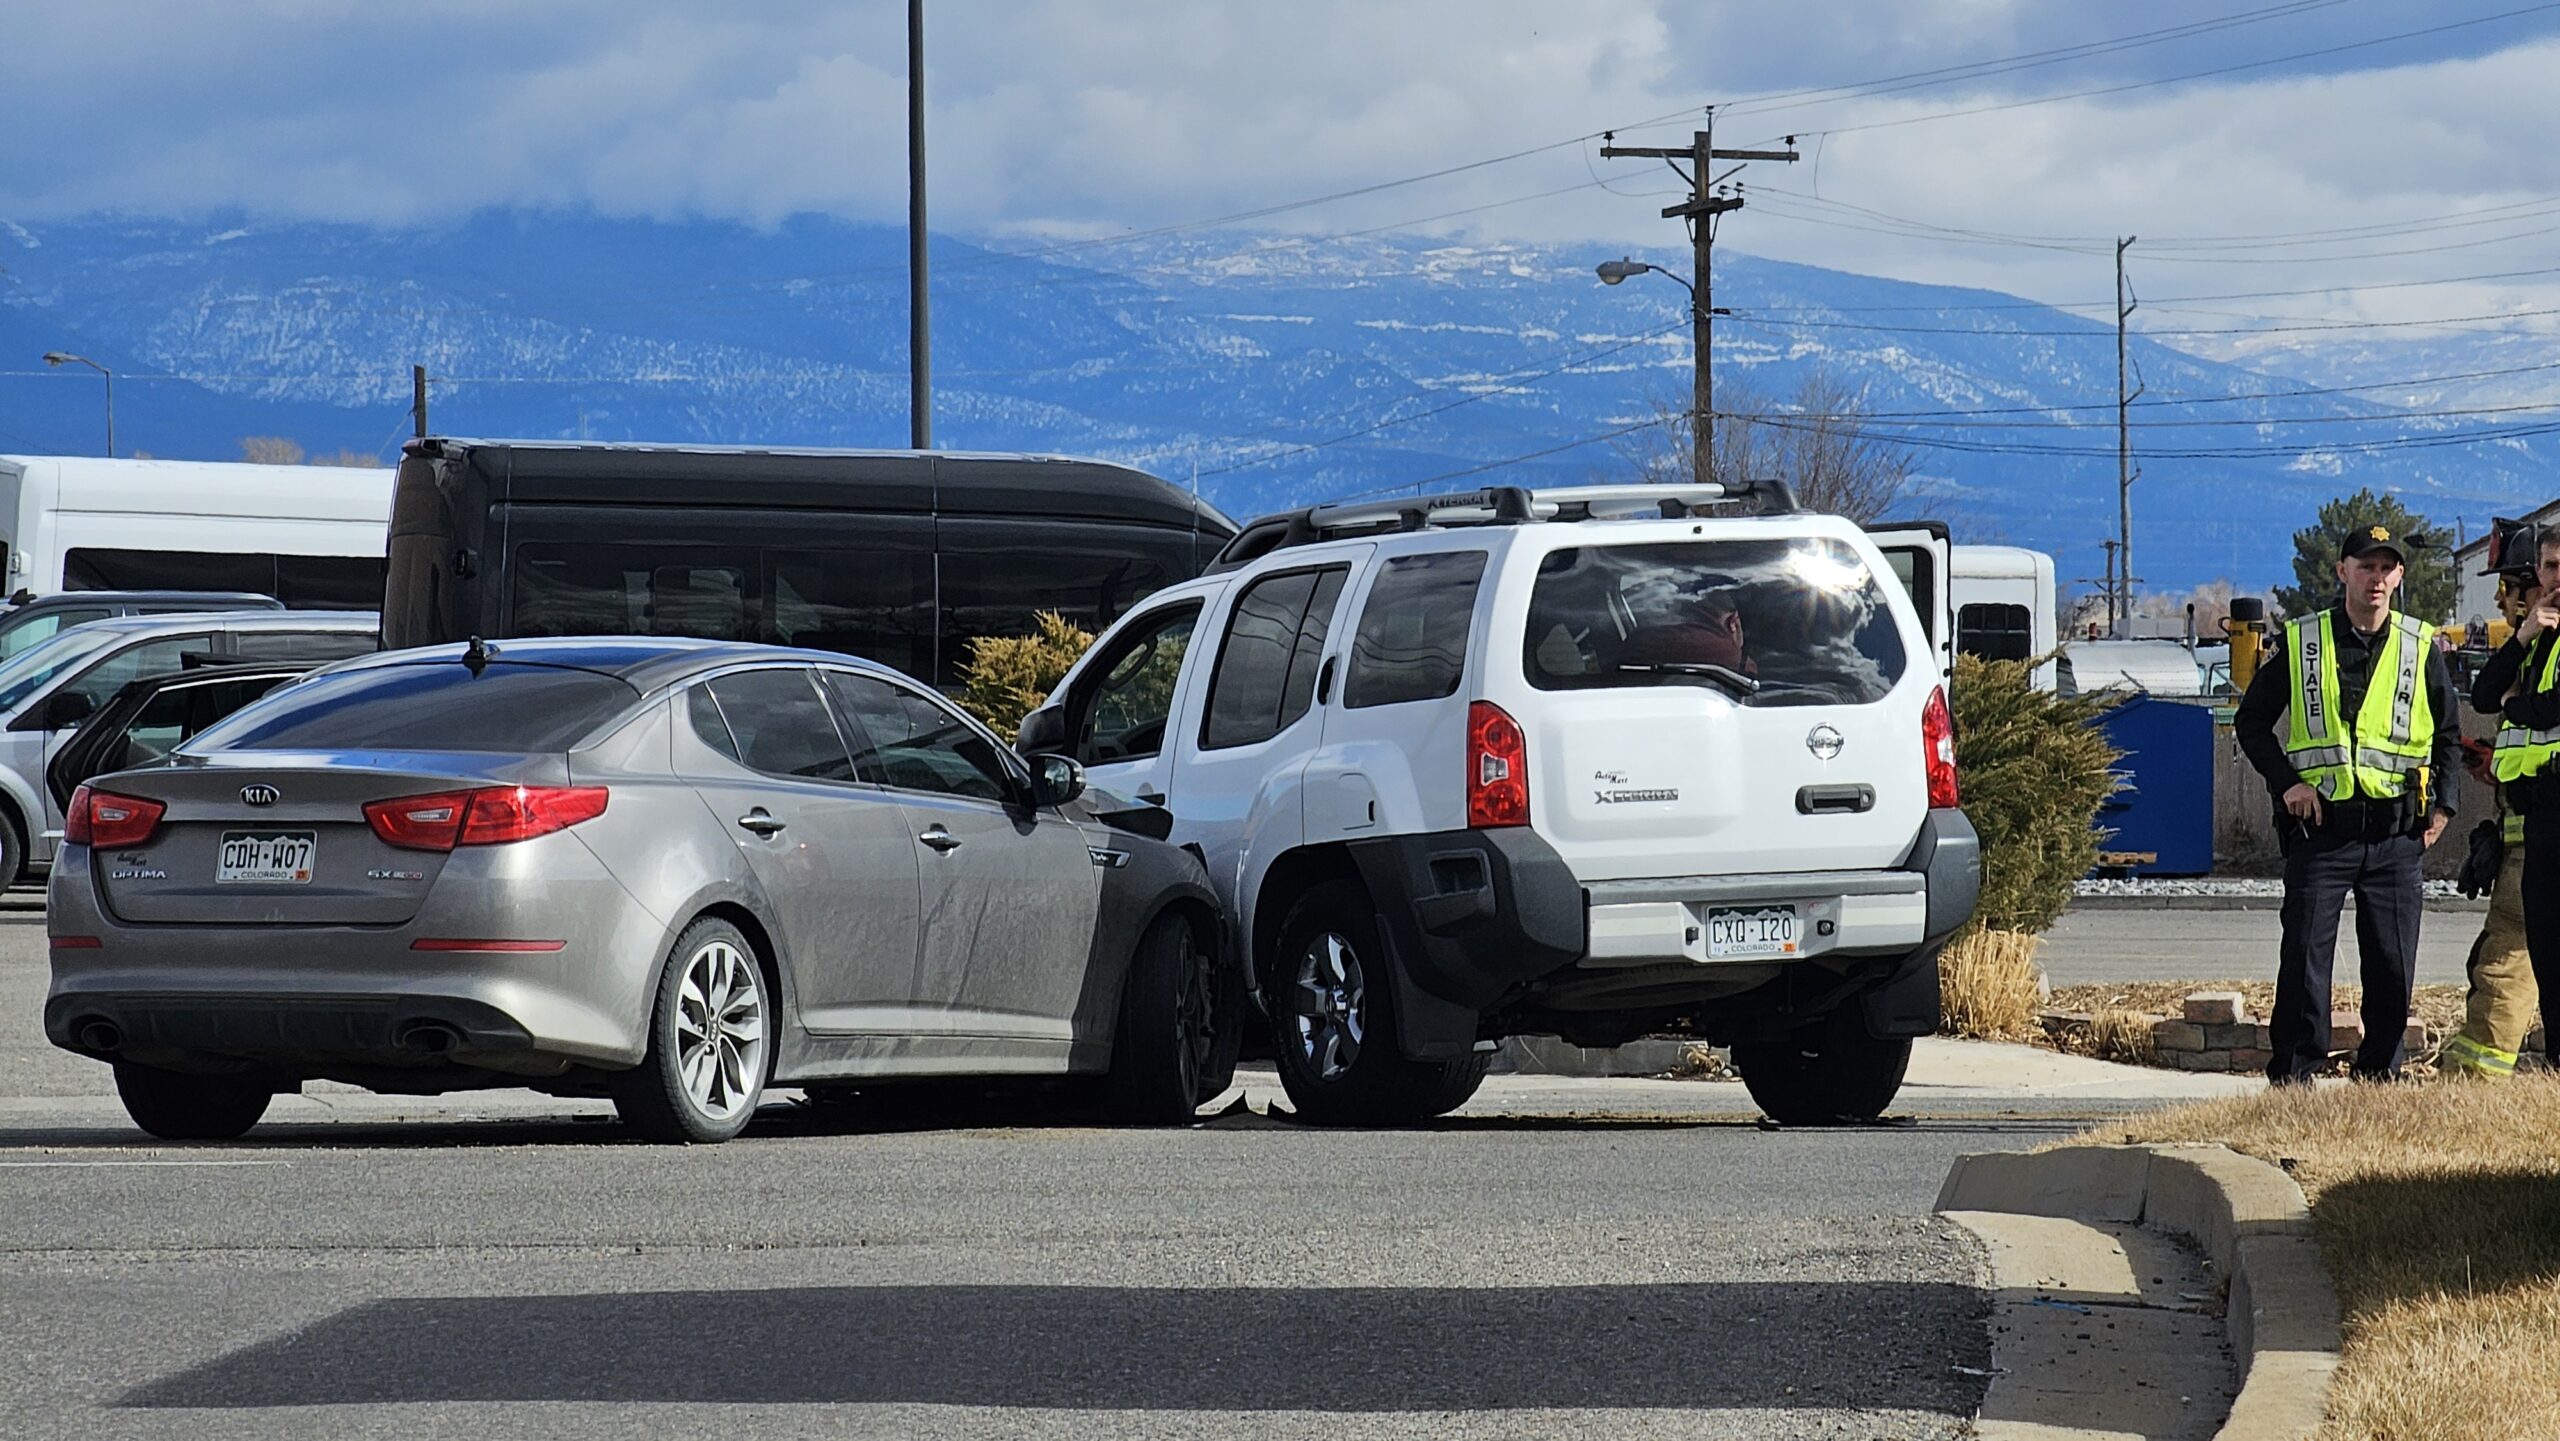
[2491,639,2560,786]
[2282,609,2438,802]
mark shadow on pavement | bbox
[123,1280,1990,1414]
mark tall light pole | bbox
[906,0,932,450]
[1595,259,1723,484]
[42,351,113,457]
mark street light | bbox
[41,351,113,458]
[1593,259,1728,484]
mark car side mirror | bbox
[36,690,94,731]
[1016,703,1067,757]
[1027,753,1086,808]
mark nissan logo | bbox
[1806,724,1845,761]
[240,785,281,807]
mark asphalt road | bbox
[0,904,2150,1440]
[2038,905,2476,988]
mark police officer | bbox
[2234,524,2460,1084]
[2470,523,2560,1070]
[2443,521,2544,1077]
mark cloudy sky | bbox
[7,0,2559,327]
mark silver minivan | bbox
[0,611,379,879]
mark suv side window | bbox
[1345,551,1485,709]
[701,669,855,781]
[58,636,215,719]
[1070,601,1202,765]
[822,671,1018,805]
[1199,565,1348,750]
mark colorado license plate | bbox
[217,831,316,885]
[1705,904,1799,960]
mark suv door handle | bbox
[918,825,964,853]
[736,809,787,836]
[1795,784,1876,816]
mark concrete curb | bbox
[2069,893,2485,913]
[2068,895,2488,921]
[1937,1143,2340,1441]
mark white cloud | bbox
[2,0,2557,332]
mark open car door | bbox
[1865,519,1954,683]
[47,664,308,812]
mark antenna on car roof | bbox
[462,635,492,675]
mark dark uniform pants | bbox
[2517,811,2560,1065]
[2271,832,2422,1082]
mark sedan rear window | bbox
[186,663,639,753]
[1522,537,1907,707]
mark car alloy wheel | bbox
[1292,931,1367,1082]
[675,937,766,1123]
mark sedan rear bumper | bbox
[43,839,669,1079]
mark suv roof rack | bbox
[1208,478,1802,572]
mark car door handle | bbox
[736,809,787,836]
[918,826,964,853]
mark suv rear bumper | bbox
[1347,809,1981,1058]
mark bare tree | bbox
[238,436,305,465]
[306,449,386,468]
[1613,374,1915,522]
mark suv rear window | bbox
[1522,537,1907,707]
[187,663,638,753]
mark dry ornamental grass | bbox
[2096,1078,2560,1441]
[1937,928,2045,1041]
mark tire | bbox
[1733,1009,1914,1126]
[613,918,771,1144]
[114,1063,270,1141]
[0,808,24,888]
[1268,879,1483,1126]
[1107,911,1223,1124]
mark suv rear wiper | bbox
[1617,661,1761,699]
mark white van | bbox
[0,456,394,608]
[1950,544,2058,689]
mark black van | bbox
[381,439,1236,685]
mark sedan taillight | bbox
[365,786,610,852]
[66,785,164,849]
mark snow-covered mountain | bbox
[1,210,2551,592]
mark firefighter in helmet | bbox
[2443,519,2544,1076]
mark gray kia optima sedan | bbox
[45,637,1235,1143]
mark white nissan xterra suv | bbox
[1018,482,1980,1125]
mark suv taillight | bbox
[1921,685,1961,809]
[65,785,164,849]
[365,786,610,852]
[1467,700,1529,828]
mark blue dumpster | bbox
[2094,696,2216,876]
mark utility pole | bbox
[1601,112,1796,485]
[2114,236,2141,638]
[906,0,932,451]
[411,364,429,439]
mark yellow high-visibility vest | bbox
[2491,636,2560,784]
[2282,610,2436,801]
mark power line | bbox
[1195,321,1687,478]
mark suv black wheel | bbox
[1270,879,1484,1126]
[114,1062,272,1141]
[1107,911,1230,1124]
[1732,1008,1913,1126]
